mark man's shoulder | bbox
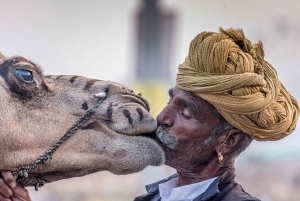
[212,182,260,201]
[194,170,260,201]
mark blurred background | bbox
[1,0,300,200]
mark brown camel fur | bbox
[0,53,165,184]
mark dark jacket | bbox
[134,169,260,201]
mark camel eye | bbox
[14,69,34,82]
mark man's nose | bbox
[157,106,173,126]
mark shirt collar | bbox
[144,169,236,200]
[158,177,217,201]
[145,173,178,195]
[196,177,220,200]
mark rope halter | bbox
[11,91,107,190]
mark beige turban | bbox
[176,28,299,141]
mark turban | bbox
[176,28,299,141]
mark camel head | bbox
[0,53,165,184]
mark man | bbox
[0,28,299,201]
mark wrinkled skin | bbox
[156,88,218,179]
[0,53,165,184]
[155,87,247,186]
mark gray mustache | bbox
[156,125,178,149]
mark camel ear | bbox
[0,52,5,59]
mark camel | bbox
[0,52,165,189]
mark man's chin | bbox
[162,151,178,169]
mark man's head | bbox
[176,28,299,141]
[156,87,252,171]
[156,27,299,171]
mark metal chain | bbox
[12,97,106,191]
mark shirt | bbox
[134,169,260,201]
[159,177,217,201]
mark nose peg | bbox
[94,92,106,98]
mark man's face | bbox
[156,87,218,171]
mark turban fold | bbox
[176,28,299,141]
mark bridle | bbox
[11,92,107,191]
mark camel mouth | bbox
[138,131,163,150]
[139,131,157,139]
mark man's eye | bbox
[181,109,192,119]
[14,69,34,82]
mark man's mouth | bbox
[155,125,178,149]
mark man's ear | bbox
[213,129,247,155]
